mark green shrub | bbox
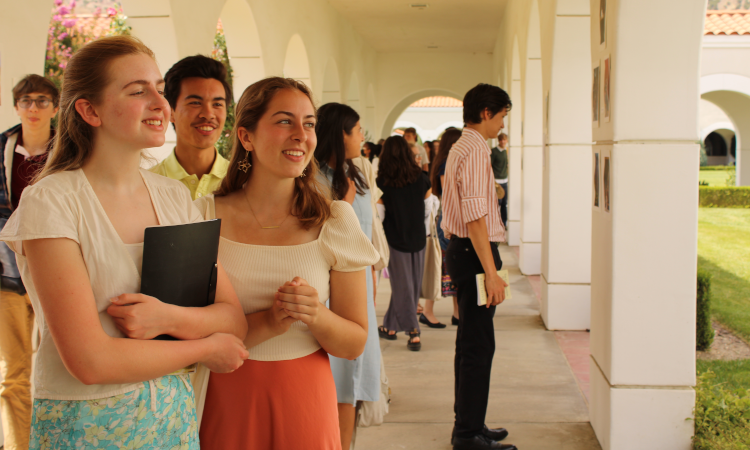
[697,270,713,351]
[701,166,736,171]
[693,371,750,450]
[700,144,708,167]
[699,187,750,208]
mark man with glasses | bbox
[0,74,58,450]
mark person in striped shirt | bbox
[441,84,516,450]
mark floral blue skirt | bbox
[29,374,199,450]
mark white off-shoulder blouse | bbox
[0,169,202,401]
[192,195,380,361]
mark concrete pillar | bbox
[0,0,51,130]
[506,39,523,246]
[519,0,543,275]
[220,0,266,102]
[541,5,592,331]
[587,0,702,448]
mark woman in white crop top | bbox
[194,77,379,450]
[0,36,248,450]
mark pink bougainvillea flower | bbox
[70,0,76,7]
[59,62,67,69]
[57,5,70,15]
[107,7,117,16]
[54,0,62,5]
[58,32,68,40]
[53,14,61,22]
[63,18,77,27]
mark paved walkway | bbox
[356,244,602,450]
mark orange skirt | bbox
[199,349,342,450]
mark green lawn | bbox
[699,169,734,187]
[697,360,750,392]
[698,208,750,341]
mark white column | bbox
[0,0,51,130]
[541,8,593,331]
[587,0,702,448]
[519,56,543,275]
[507,77,523,246]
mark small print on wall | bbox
[604,56,611,122]
[592,64,600,127]
[593,152,600,210]
[603,155,611,213]
[599,0,607,48]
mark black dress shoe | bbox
[452,434,517,450]
[419,313,447,328]
[451,315,459,326]
[482,425,509,441]
[452,425,509,444]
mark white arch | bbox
[506,36,523,246]
[219,0,265,101]
[392,121,425,136]
[700,73,750,96]
[283,34,311,89]
[321,57,341,105]
[380,89,463,139]
[701,121,735,141]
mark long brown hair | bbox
[35,36,155,183]
[430,128,462,196]
[376,136,422,188]
[215,77,331,229]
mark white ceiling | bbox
[327,0,508,53]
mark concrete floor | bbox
[355,245,602,450]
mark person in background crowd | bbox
[150,55,232,200]
[314,102,382,450]
[377,136,432,351]
[442,84,515,450]
[363,142,382,175]
[195,78,379,450]
[0,74,59,450]
[0,36,248,450]
[421,128,462,328]
[403,127,429,171]
[411,142,429,316]
[490,132,509,228]
[424,140,436,173]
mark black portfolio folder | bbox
[140,219,222,340]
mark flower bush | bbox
[45,0,131,91]
[211,19,235,159]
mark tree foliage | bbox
[211,20,236,159]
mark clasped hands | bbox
[484,272,509,308]
[268,276,322,335]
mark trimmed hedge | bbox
[697,269,713,351]
[699,187,750,208]
[701,166,735,171]
[693,371,750,450]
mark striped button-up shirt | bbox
[441,127,505,242]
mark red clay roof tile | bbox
[705,10,750,36]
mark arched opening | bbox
[347,71,361,114]
[393,96,463,141]
[380,89,463,139]
[283,34,311,90]
[321,58,341,104]
[519,0,544,276]
[219,0,264,102]
[700,73,750,185]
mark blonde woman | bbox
[0,36,248,449]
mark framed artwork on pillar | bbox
[603,152,611,213]
[593,151,601,211]
[592,63,600,127]
[604,56,611,122]
[599,0,607,50]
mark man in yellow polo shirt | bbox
[151,55,232,199]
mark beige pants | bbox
[0,291,34,450]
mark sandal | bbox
[407,329,421,351]
[378,326,397,340]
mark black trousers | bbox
[446,236,502,438]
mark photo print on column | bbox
[599,0,607,49]
[603,155,611,213]
[593,152,600,210]
[604,56,611,122]
[592,64,600,127]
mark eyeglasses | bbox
[17,98,52,109]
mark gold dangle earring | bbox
[299,165,307,178]
[238,149,252,173]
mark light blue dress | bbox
[319,164,382,405]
